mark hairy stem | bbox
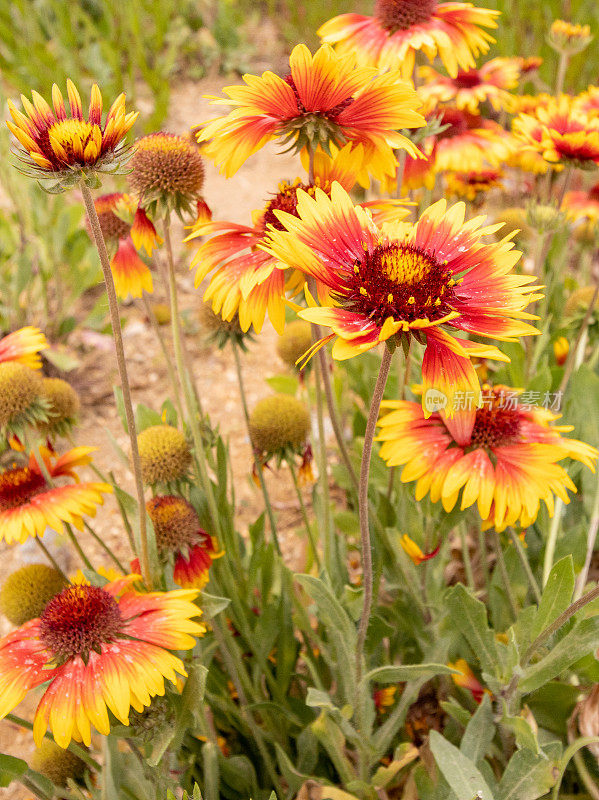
[356,347,392,681]
[289,459,321,570]
[231,339,280,552]
[80,181,151,587]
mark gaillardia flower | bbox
[93,192,160,299]
[419,58,520,114]
[445,168,503,202]
[188,143,409,334]
[562,181,599,221]
[196,43,424,178]
[144,496,221,589]
[377,386,598,532]
[264,184,540,428]
[0,447,111,544]
[432,108,514,173]
[513,96,599,168]
[0,575,205,747]
[318,0,499,78]
[7,80,137,188]
[0,327,47,369]
[548,19,593,55]
[129,132,208,219]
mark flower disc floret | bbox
[0,362,43,429]
[137,425,191,485]
[40,377,80,436]
[31,739,86,786]
[276,321,314,369]
[376,0,437,30]
[129,133,205,216]
[0,564,67,626]
[249,394,310,457]
[40,584,122,663]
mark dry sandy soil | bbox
[0,72,327,795]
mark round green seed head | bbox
[249,394,310,456]
[276,321,313,369]
[0,563,67,626]
[0,362,42,427]
[31,739,86,786]
[137,425,191,485]
[40,377,80,434]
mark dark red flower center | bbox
[0,466,47,511]
[454,70,482,89]
[343,242,455,325]
[375,0,438,32]
[283,75,353,119]
[262,180,321,232]
[470,392,522,448]
[39,584,122,662]
[588,182,599,201]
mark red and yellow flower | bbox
[0,327,47,370]
[318,0,499,78]
[433,108,515,173]
[0,575,204,747]
[0,447,111,544]
[197,43,424,178]
[562,181,599,221]
[445,168,503,201]
[264,184,540,429]
[512,96,599,168]
[377,385,597,532]
[187,144,409,334]
[92,193,160,299]
[419,58,520,113]
[548,19,593,55]
[143,495,222,589]
[7,80,137,183]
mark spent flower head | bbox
[0,563,67,626]
[7,80,137,192]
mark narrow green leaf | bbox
[446,585,498,674]
[520,617,599,694]
[461,694,494,765]
[530,556,574,642]
[362,663,457,687]
[430,730,496,800]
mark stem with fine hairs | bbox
[80,180,151,588]
[356,346,393,682]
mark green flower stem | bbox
[510,528,542,604]
[20,775,53,800]
[493,530,519,620]
[555,51,570,95]
[289,459,321,570]
[459,524,475,591]
[33,537,68,582]
[574,467,599,600]
[5,713,101,771]
[543,498,564,586]
[80,180,151,589]
[317,346,359,493]
[140,294,185,423]
[64,521,94,571]
[82,520,127,573]
[162,215,221,540]
[478,527,492,599]
[231,338,280,553]
[356,346,393,682]
[312,340,335,573]
[558,280,599,396]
